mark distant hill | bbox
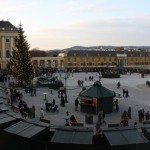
[47,45,150,52]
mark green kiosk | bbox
[79,81,116,115]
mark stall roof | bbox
[142,124,150,129]
[141,124,150,139]
[0,99,3,104]
[0,111,20,125]
[103,127,149,146]
[5,111,21,119]
[79,81,115,98]
[51,126,94,145]
[0,104,9,112]
[4,121,49,138]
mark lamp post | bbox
[64,72,69,103]
[98,71,101,81]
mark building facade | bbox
[0,20,64,70]
[32,57,64,69]
[0,20,18,69]
[64,50,150,72]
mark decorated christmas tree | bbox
[9,24,35,86]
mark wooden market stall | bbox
[79,81,116,114]
[50,126,94,149]
[1,120,50,150]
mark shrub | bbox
[49,80,64,89]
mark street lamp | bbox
[98,71,102,81]
[64,72,69,103]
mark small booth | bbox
[102,126,150,150]
[142,124,150,141]
[0,111,21,129]
[50,126,94,149]
[1,121,50,150]
[79,81,115,114]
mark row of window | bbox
[0,36,16,43]
[67,57,150,62]
[0,37,10,42]
[0,50,10,58]
[67,62,150,66]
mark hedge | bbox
[102,73,120,78]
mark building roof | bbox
[66,50,150,57]
[0,20,18,31]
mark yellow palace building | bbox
[63,50,150,72]
[0,20,18,69]
[0,20,150,72]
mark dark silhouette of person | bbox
[52,99,55,107]
[65,119,70,126]
[32,105,35,118]
[61,96,65,107]
[115,99,119,112]
[125,89,129,98]
[128,106,131,119]
[66,111,69,116]
[75,98,79,111]
[117,81,120,88]
[70,115,77,123]
[30,87,33,96]
[123,88,125,97]
[33,88,36,96]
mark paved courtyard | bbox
[1,72,150,129]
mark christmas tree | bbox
[9,24,35,86]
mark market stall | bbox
[79,81,115,114]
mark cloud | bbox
[58,0,124,15]
[66,15,150,31]
[27,14,150,49]
[2,0,149,49]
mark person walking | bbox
[95,120,101,132]
[66,111,69,116]
[30,87,33,96]
[115,99,119,112]
[125,89,129,98]
[61,96,65,107]
[40,108,44,120]
[117,81,120,88]
[75,98,79,111]
[123,88,126,97]
[145,111,150,121]
[32,105,35,118]
[52,99,55,107]
[128,106,131,119]
[33,88,36,96]
[98,110,103,125]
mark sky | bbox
[0,0,150,50]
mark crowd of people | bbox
[1,71,150,132]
